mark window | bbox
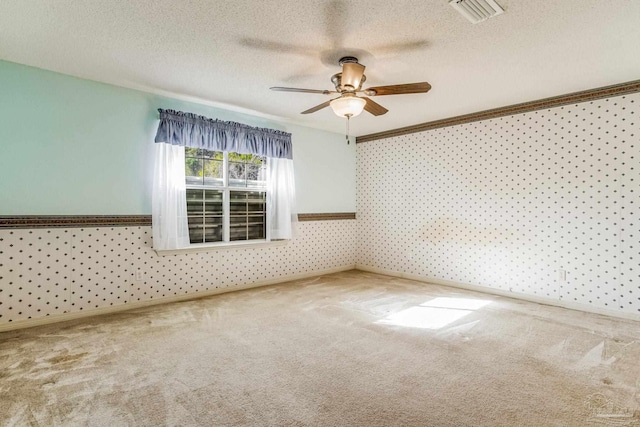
[152,109,295,252]
[185,148,267,245]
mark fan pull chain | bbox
[345,115,350,144]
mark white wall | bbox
[357,93,640,318]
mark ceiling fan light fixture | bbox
[330,95,366,118]
[271,56,430,120]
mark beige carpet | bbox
[1,270,639,426]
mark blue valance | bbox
[155,109,293,159]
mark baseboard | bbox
[355,264,640,323]
[0,264,356,333]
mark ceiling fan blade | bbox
[362,97,389,116]
[365,82,432,96]
[240,38,315,57]
[301,100,332,114]
[270,87,335,95]
[372,40,429,55]
[341,62,366,90]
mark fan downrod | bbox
[338,56,359,66]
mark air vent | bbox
[449,0,504,24]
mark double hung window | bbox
[184,148,267,244]
[152,109,295,252]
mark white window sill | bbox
[154,239,289,256]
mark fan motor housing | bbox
[331,72,366,92]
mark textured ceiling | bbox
[1,0,639,136]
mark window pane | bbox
[203,159,223,186]
[227,153,266,188]
[186,188,223,244]
[246,163,266,188]
[186,188,204,210]
[185,156,203,185]
[204,225,222,243]
[204,189,223,213]
[229,191,266,241]
[228,161,246,187]
[186,150,223,186]
[187,215,204,243]
[185,147,201,157]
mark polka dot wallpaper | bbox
[0,221,356,324]
[357,94,639,315]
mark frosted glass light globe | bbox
[330,95,366,118]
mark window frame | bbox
[185,150,270,248]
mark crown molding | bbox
[356,79,640,143]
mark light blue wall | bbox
[0,60,356,215]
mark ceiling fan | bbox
[270,56,432,120]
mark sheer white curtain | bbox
[152,143,190,250]
[267,157,297,240]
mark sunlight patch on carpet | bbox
[376,297,492,329]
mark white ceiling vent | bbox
[449,0,504,24]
